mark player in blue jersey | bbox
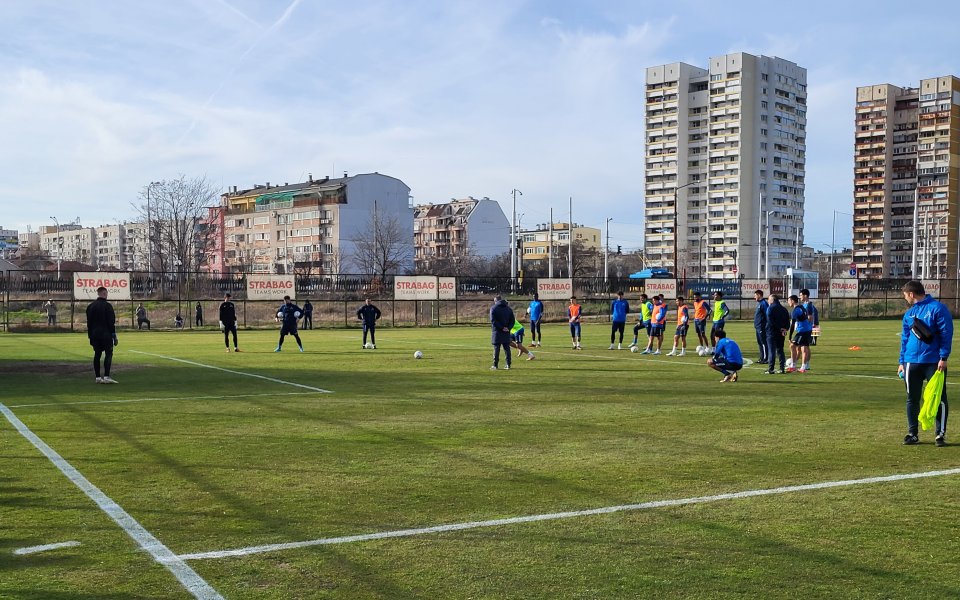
[608,291,630,350]
[707,330,743,382]
[275,295,304,352]
[528,293,544,347]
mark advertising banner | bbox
[922,279,941,298]
[73,272,131,301]
[437,277,457,300]
[644,279,677,298]
[247,274,295,300]
[739,279,771,299]
[395,276,443,300]
[536,278,574,300]
[829,279,859,299]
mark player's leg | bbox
[369,324,376,347]
[103,346,113,379]
[93,348,103,381]
[903,363,929,441]
[362,322,368,347]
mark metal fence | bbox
[0,270,954,332]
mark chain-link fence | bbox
[0,270,950,332]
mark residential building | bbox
[645,52,807,279]
[0,226,17,258]
[93,224,127,270]
[413,197,509,271]
[18,230,39,251]
[40,224,95,267]
[216,172,412,275]
[519,222,601,276]
[853,76,960,278]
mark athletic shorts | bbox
[675,324,689,337]
[694,320,706,334]
[569,322,581,337]
[712,357,743,372]
[280,323,299,336]
[90,336,113,352]
[792,331,812,347]
[650,324,665,337]
[644,321,652,336]
[512,329,524,343]
[711,320,725,333]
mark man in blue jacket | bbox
[609,291,630,350]
[490,295,515,370]
[753,289,768,364]
[764,294,790,374]
[898,280,952,446]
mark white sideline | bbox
[130,350,332,393]
[14,540,81,555]
[175,466,960,562]
[9,392,307,409]
[0,403,223,600]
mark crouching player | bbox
[707,330,743,383]
[511,319,536,360]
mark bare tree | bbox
[132,175,220,275]
[351,203,412,281]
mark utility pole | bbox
[548,208,554,278]
[511,189,522,292]
[604,217,612,285]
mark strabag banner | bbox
[830,279,859,299]
[247,275,295,300]
[644,279,677,299]
[536,278,574,300]
[394,276,456,300]
[740,279,771,299]
[73,272,131,301]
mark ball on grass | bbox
[414,350,423,359]
[630,346,639,353]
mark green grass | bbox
[1,320,958,599]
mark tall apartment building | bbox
[413,197,509,271]
[644,53,807,279]
[854,76,960,278]
[40,224,95,267]
[0,226,17,258]
[216,173,412,275]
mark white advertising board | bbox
[437,277,457,300]
[73,272,132,301]
[536,278,574,300]
[740,279,771,299]
[395,276,444,300]
[829,279,859,299]
[247,275,295,300]
[644,279,677,298]
[922,279,941,298]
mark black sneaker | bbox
[757,360,768,364]
[936,435,947,447]
[903,434,920,445]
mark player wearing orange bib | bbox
[666,297,690,356]
[692,292,710,351]
[568,296,583,350]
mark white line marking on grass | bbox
[0,403,224,600]
[176,467,960,561]
[9,392,307,409]
[13,540,81,555]
[130,350,332,393]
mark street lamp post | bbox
[672,181,697,276]
[145,181,160,276]
[49,216,61,279]
[604,217,612,285]
[830,210,853,280]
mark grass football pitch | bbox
[1,320,959,599]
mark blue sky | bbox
[2,0,958,253]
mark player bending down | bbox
[707,330,744,383]
[510,319,535,360]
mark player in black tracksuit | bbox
[86,286,118,383]
[357,298,381,348]
[219,293,239,352]
[275,295,304,352]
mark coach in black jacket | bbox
[765,294,791,374]
[753,290,769,364]
[86,286,118,384]
[490,295,515,370]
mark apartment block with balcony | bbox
[40,224,95,267]
[519,222,601,276]
[645,52,807,279]
[413,197,509,271]
[853,76,960,278]
[217,173,412,275]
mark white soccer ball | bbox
[277,311,284,318]
[698,348,708,357]
[365,343,374,349]
[294,310,302,318]
[414,350,423,359]
[696,345,704,353]
[630,346,639,353]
